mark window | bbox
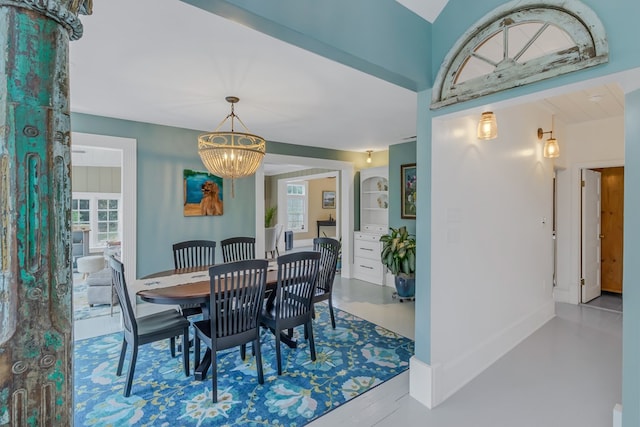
[286,182,308,232]
[72,193,121,249]
[71,199,90,227]
[431,0,608,109]
[96,199,120,243]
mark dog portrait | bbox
[183,169,224,216]
[200,180,223,215]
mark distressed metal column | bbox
[0,1,92,425]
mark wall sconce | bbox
[477,111,498,140]
[366,150,373,163]
[537,128,560,158]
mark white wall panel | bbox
[430,103,556,405]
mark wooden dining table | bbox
[137,265,292,381]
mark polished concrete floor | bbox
[311,279,622,427]
[583,291,623,313]
[74,275,622,427]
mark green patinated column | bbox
[0,1,91,425]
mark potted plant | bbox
[265,206,277,228]
[380,226,416,299]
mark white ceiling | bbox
[69,1,624,172]
[69,0,418,155]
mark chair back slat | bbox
[313,237,340,294]
[108,256,137,336]
[221,237,256,263]
[275,251,320,321]
[209,259,268,342]
[172,240,216,269]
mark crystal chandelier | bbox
[198,96,266,197]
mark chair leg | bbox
[116,338,128,376]
[275,331,283,375]
[211,347,218,403]
[182,328,190,376]
[194,334,201,369]
[240,344,246,360]
[306,321,316,362]
[124,345,138,397]
[254,337,264,384]
[170,337,176,358]
[329,299,336,329]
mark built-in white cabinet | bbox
[353,166,388,285]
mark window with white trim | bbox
[286,182,308,232]
[431,0,609,109]
[72,192,121,249]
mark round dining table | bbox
[137,265,283,380]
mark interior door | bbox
[581,169,601,303]
[599,167,624,293]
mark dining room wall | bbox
[71,112,366,278]
[388,140,417,235]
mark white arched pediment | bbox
[431,0,608,109]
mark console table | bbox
[316,220,336,237]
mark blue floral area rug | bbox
[74,304,414,426]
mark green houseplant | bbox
[265,206,277,228]
[380,226,416,299]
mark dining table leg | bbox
[194,350,211,381]
[194,303,212,381]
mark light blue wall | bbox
[623,89,640,426]
[181,0,432,91]
[71,113,364,277]
[388,140,417,235]
[431,0,640,115]
[71,113,256,277]
[414,90,432,361]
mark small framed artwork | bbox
[401,163,417,219]
[322,191,336,209]
[183,169,224,216]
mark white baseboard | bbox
[552,286,573,304]
[432,300,555,406]
[613,404,622,427]
[409,356,435,409]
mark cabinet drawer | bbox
[353,256,383,285]
[354,232,381,242]
[363,224,386,233]
[354,239,380,260]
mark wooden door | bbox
[596,167,624,293]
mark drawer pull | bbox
[360,265,374,270]
[360,247,373,251]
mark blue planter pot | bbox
[394,275,415,298]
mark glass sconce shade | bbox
[543,138,560,158]
[477,112,498,140]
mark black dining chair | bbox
[192,259,268,403]
[311,237,341,329]
[260,251,320,375]
[221,237,256,263]
[109,256,190,397]
[172,240,217,317]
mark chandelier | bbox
[198,96,266,197]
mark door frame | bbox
[72,133,137,284]
[570,160,623,304]
[255,153,354,278]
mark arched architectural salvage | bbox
[431,0,608,109]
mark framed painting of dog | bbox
[183,169,224,216]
